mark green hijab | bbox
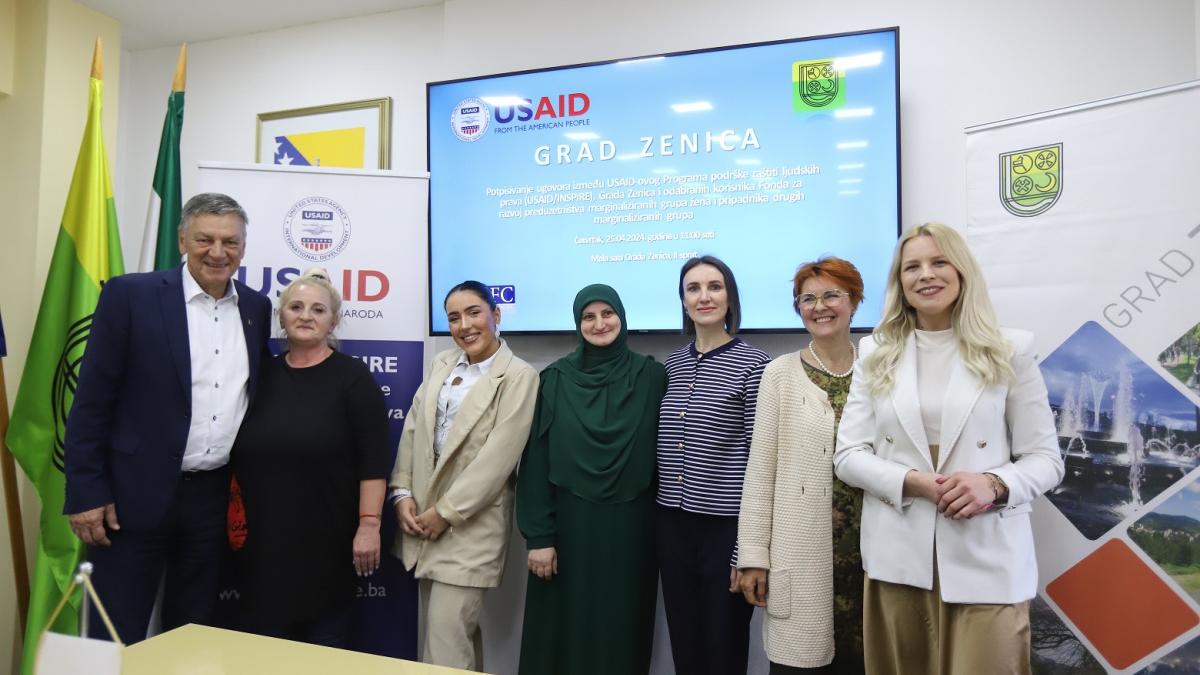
[535,284,665,502]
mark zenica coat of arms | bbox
[999,143,1062,217]
[792,59,845,112]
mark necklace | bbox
[808,341,857,378]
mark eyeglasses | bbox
[795,289,850,308]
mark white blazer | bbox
[833,328,1063,604]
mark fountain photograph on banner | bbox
[1040,321,1200,539]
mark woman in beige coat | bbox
[738,257,866,673]
[389,280,538,672]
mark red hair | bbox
[791,256,864,315]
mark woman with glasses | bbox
[737,257,866,674]
[657,255,771,675]
[834,224,1063,674]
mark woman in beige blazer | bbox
[833,224,1064,675]
[389,280,538,671]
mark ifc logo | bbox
[451,98,490,142]
[283,196,352,262]
[489,285,516,304]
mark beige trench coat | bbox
[389,343,538,588]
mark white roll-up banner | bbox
[198,162,427,659]
[966,81,1200,673]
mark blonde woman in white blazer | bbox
[390,281,538,672]
[833,224,1063,675]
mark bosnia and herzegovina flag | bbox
[139,44,186,272]
[7,38,125,674]
[273,127,366,168]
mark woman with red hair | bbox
[737,256,866,673]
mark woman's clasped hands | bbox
[905,470,1001,520]
[396,496,451,540]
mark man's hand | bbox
[69,504,120,546]
[415,507,450,541]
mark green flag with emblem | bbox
[7,38,125,674]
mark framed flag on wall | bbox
[256,97,392,169]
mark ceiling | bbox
[80,0,442,50]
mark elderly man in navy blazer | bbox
[64,192,272,643]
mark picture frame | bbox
[256,97,392,169]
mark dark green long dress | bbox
[516,285,667,675]
[803,359,866,674]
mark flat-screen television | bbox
[427,27,899,334]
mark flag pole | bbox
[1,359,31,635]
[91,37,102,80]
[173,43,187,92]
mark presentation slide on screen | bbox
[428,29,898,333]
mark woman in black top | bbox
[233,268,390,647]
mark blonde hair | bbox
[863,223,1014,396]
[278,267,341,348]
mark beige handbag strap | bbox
[42,572,123,646]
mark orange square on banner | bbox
[1046,539,1198,669]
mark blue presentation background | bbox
[429,30,898,332]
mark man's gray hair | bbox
[178,193,249,233]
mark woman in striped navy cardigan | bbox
[656,255,771,675]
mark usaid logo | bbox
[489,285,516,304]
[283,196,351,262]
[492,93,590,124]
[451,98,489,142]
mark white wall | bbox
[116,0,1200,271]
[115,0,1200,367]
[112,1,1199,673]
[114,5,444,262]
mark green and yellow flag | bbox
[6,38,124,674]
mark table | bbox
[123,624,481,674]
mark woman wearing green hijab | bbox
[516,284,667,675]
